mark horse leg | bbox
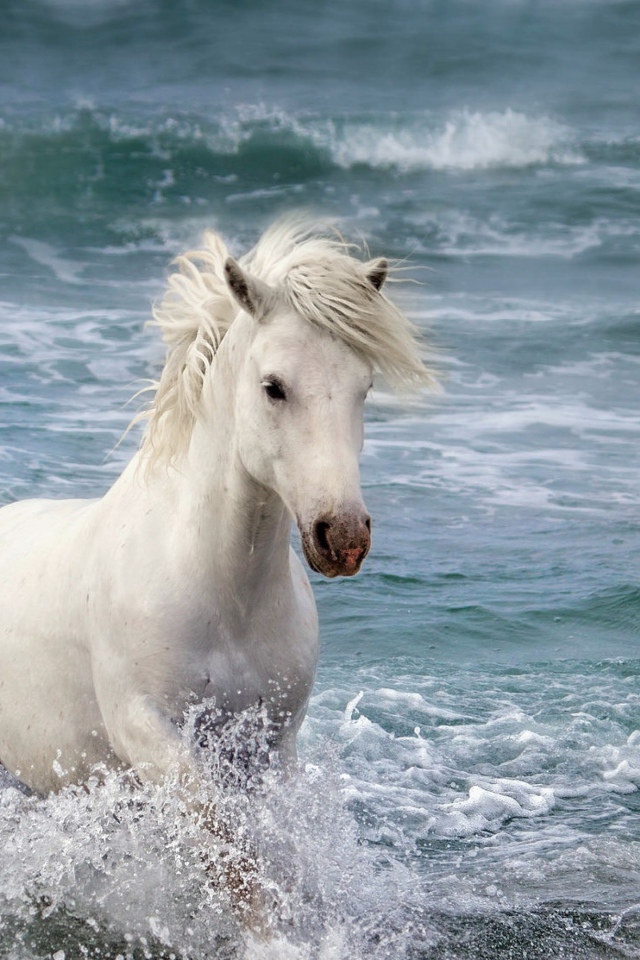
[199,805,273,938]
[101,696,272,934]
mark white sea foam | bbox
[327,109,581,172]
[360,287,640,516]
[440,780,556,836]
[301,665,640,910]
[10,237,87,285]
[408,203,640,262]
[407,210,607,259]
[365,396,640,514]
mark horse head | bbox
[224,256,383,578]
[144,219,433,577]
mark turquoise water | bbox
[1,1,640,957]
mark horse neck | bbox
[171,323,292,601]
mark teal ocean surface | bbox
[1,1,640,957]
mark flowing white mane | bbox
[141,217,434,462]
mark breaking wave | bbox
[326,109,581,172]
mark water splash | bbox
[0,703,430,960]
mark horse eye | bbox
[262,378,287,402]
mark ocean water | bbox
[1,0,640,957]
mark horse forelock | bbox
[244,218,435,391]
[138,217,436,468]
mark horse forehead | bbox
[252,314,371,380]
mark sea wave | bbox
[0,105,581,197]
[325,109,581,172]
[0,105,586,252]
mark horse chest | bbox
[199,630,316,724]
[175,560,318,727]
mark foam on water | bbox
[306,659,640,898]
[2,661,640,958]
[9,239,87,287]
[326,110,580,173]
[405,211,613,260]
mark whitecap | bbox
[327,109,581,173]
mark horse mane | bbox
[140,216,435,464]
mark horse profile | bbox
[0,218,432,923]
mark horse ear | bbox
[366,258,388,292]
[224,258,273,320]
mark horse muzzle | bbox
[301,507,371,578]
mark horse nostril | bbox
[364,516,371,533]
[315,520,331,554]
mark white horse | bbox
[0,217,431,919]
